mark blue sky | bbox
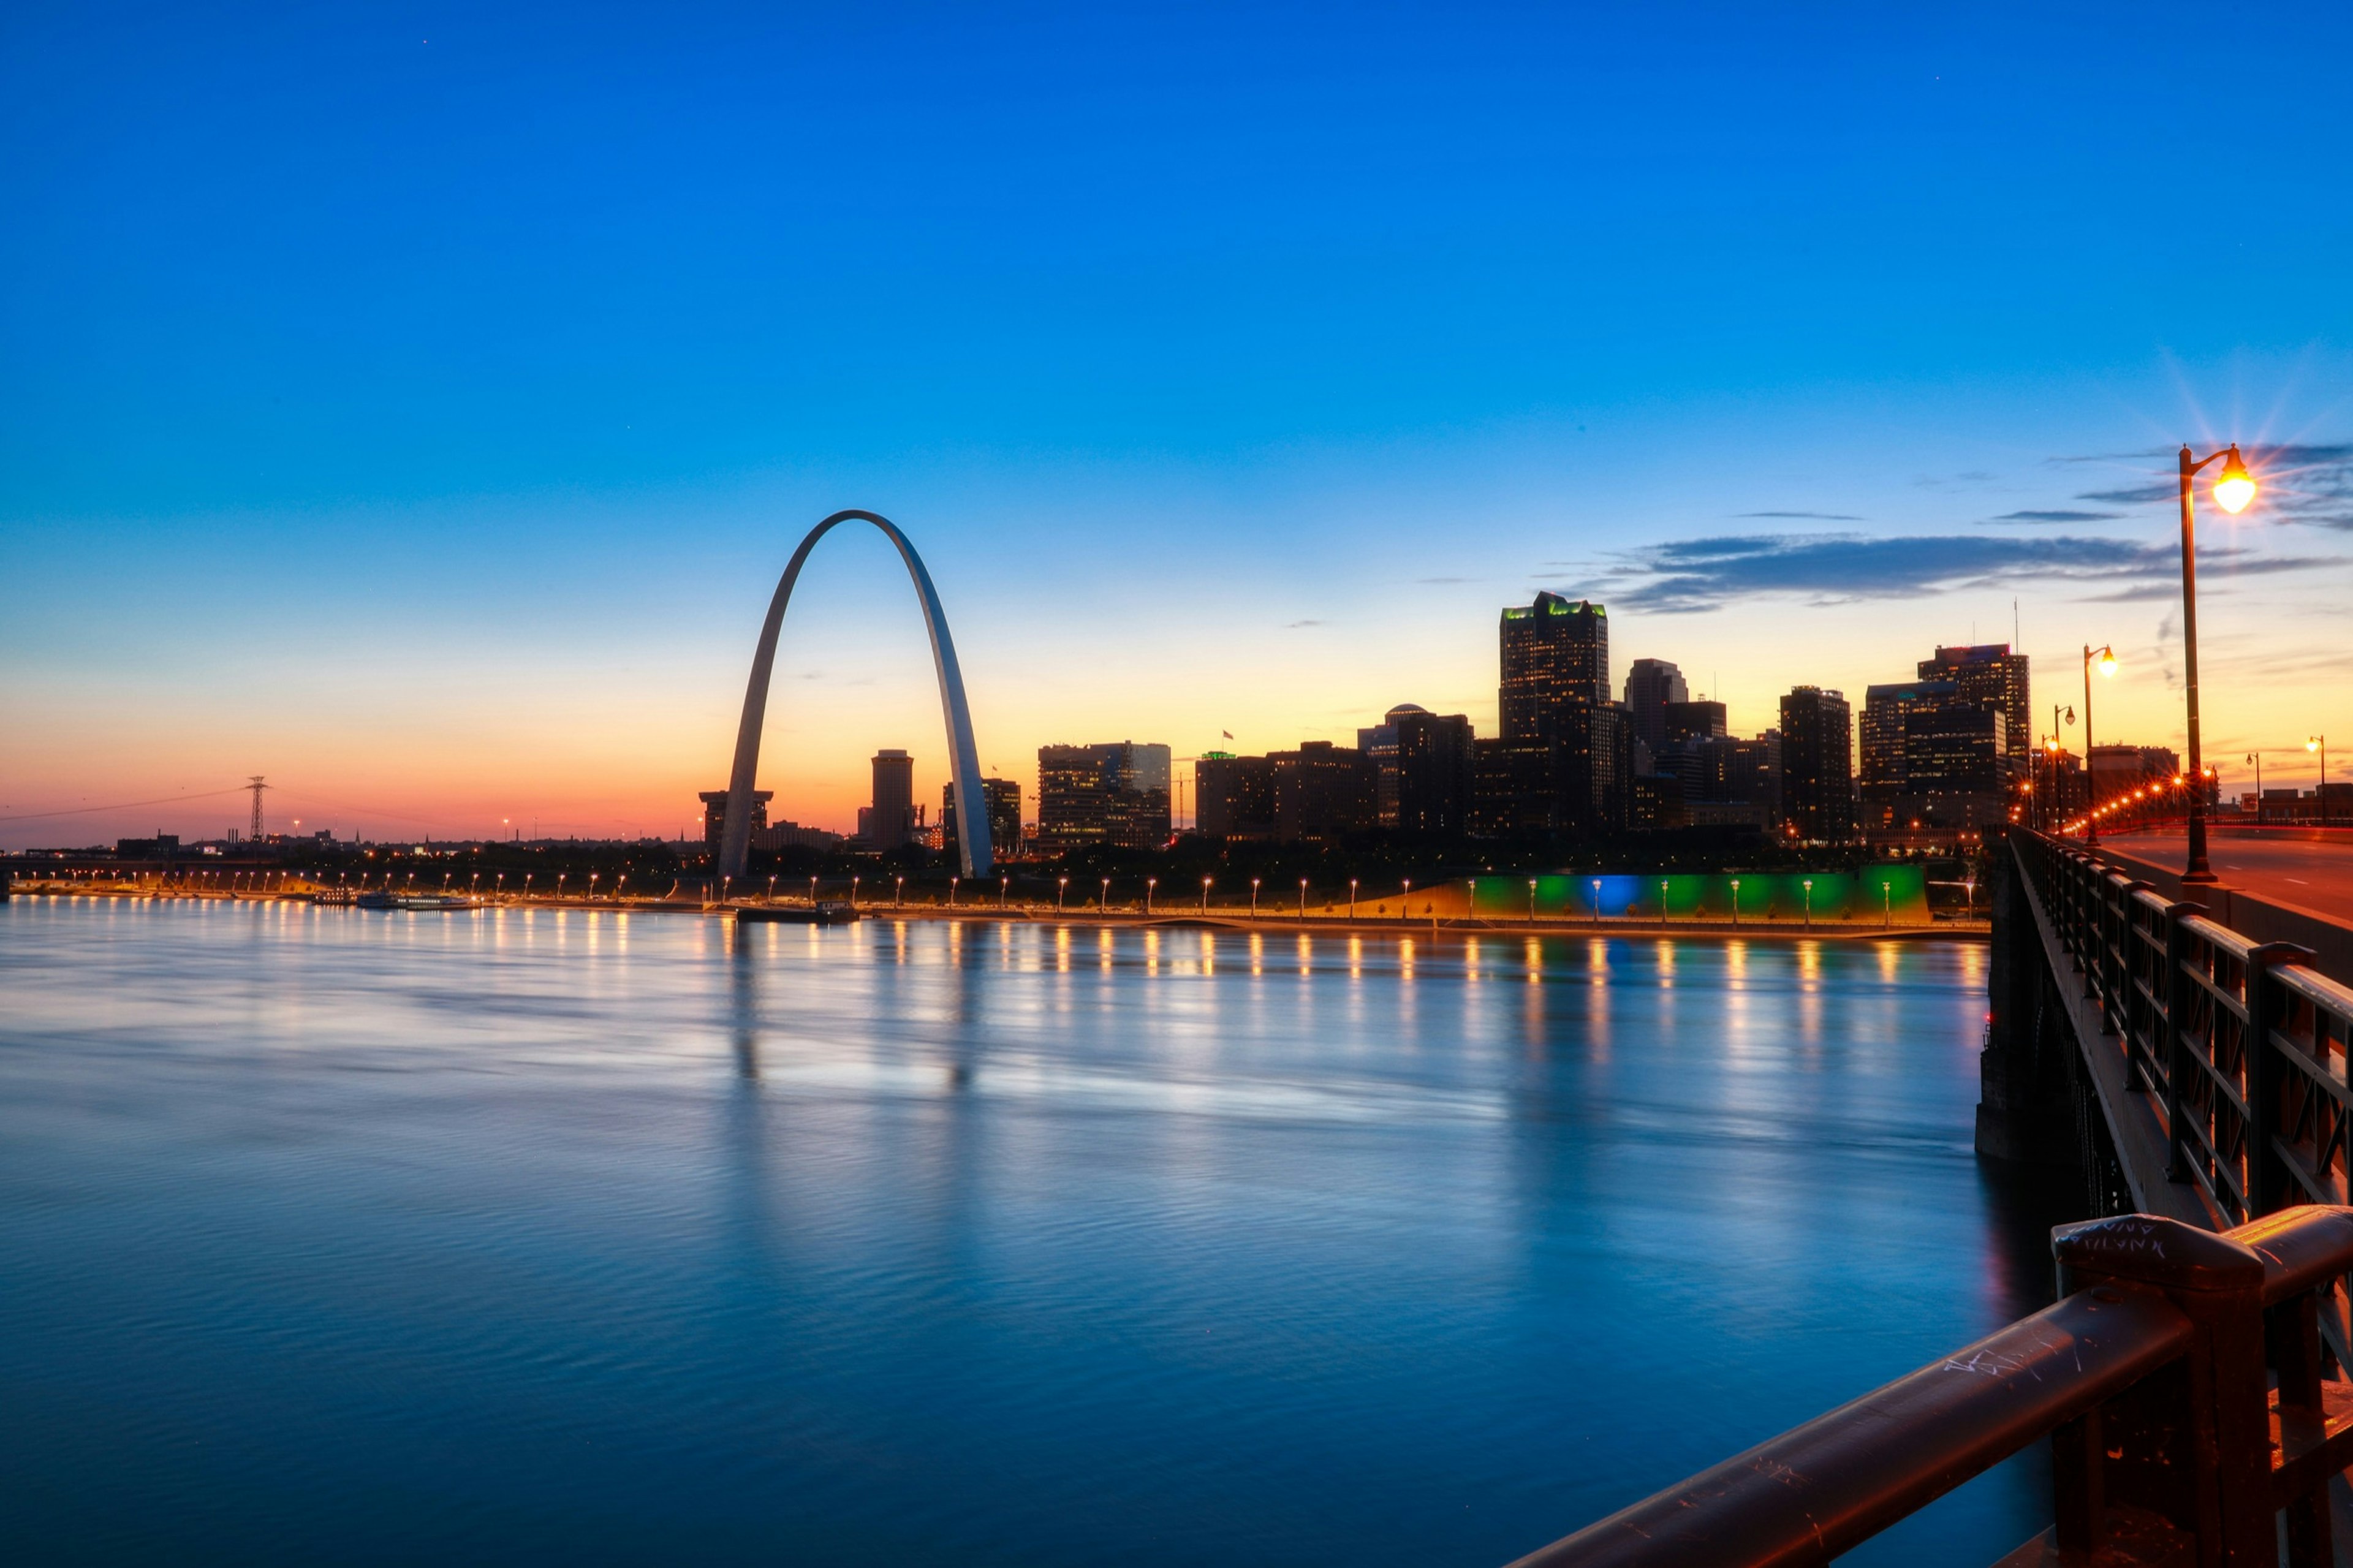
[5,2,2350,842]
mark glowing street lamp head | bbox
[2312,737,2325,754]
[2213,445,2257,514]
[2097,648,2117,678]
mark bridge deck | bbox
[2101,826,2353,926]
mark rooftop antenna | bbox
[247,776,268,841]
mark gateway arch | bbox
[716,510,993,885]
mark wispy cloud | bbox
[1415,575,1475,585]
[1608,532,2331,614]
[2059,443,2353,530]
[1285,619,1325,629]
[1985,509,2121,524]
[1736,510,1865,521]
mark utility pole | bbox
[248,776,268,842]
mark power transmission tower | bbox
[248,776,267,841]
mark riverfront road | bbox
[2099,826,2353,926]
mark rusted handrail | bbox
[1505,1290,2189,1568]
[1508,1206,2353,1568]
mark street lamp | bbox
[1401,879,1412,921]
[851,875,861,907]
[2247,752,2264,824]
[1527,877,1538,923]
[1250,877,1260,917]
[1000,874,1009,909]
[2082,645,2116,846]
[2313,736,2331,827]
[1201,875,1213,914]
[1145,877,1156,915]
[1057,876,1068,915]
[1349,879,1358,918]
[2174,443,2256,884]
[1591,877,1601,927]
[895,874,906,908]
[1099,877,1110,914]
[809,875,819,907]
[1729,877,1741,927]
[949,875,959,907]
[1802,877,1814,928]
[768,874,778,903]
[1298,877,1308,918]
[1658,877,1669,926]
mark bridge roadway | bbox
[2096,825,2353,926]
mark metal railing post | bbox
[2052,1213,2273,1564]
[2245,942,2318,1218]
[2163,900,2205,1183]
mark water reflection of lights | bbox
[1297,933,1312,976]
[1199,930,1215,977]
[1348,935,1363,982]
[1524,937,1540,984]
[1398,936,1415,983]
[1055,925,1070,974]
[1655,939,1673,988]
[1464,936,1480,982]
[1249,931,1263,977]
[1877,942,1901,983]
[1144,928,1161,976]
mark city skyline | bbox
[6,4,2351,846]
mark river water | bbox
[0,898,2063,1565]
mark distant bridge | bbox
[1506,825,2353,1567]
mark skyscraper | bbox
[1482,593,1626,835]
[865,749,917,849]
[1036,742,1173,851]
[942,779,1025,860]
[1392,706,1475,836]
[1917,645,2030,778]
[1195,752,1276,841]
[1500,593,1609,739]
[1779,686,1855,843]
[1623,658,1688,756]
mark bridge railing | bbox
[2014,829,2353,1240]
[1506,1206,2353,1567]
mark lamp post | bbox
[809,875,819,907]
[2314,736,2332,827]
[1201,876,1212,914]
[1527,877,1538,923]
[1348,879,1358,919]
[1250,877,1260,918]
[2082,645,2116,845]
[1057,876,1068,915]
[1401,879,1412,922]
[1099,877,1110,915]
[1802,877,1814,928]
[1145,877,1156,915]
[1729,877,1741,927]
[851,875,861,908]
[1298,878,1308,918]
[1000,874,1009,909]
[949,875,958,908]
[895,874,906,908]
[1591,877,1601,928]
[2246,753,2263,824]
[1658,878,1669,927]
[2173,443,2255,881]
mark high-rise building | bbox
[1779,686,1855,842]
[1482,593,1626,835]
[1036,742,1172,852]
[1270,741,1377,843]
[1501,593,1609,738]
[1623,658,1688,755]
[1393,706,1475,836]
[1860,680,1958,796]
[699,789,773,849]
[1917,645,2030,778]
[1195,752,1276,841]
[863,749,917,849]
[942,778,1025,860]
[1661,700,1727,744]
